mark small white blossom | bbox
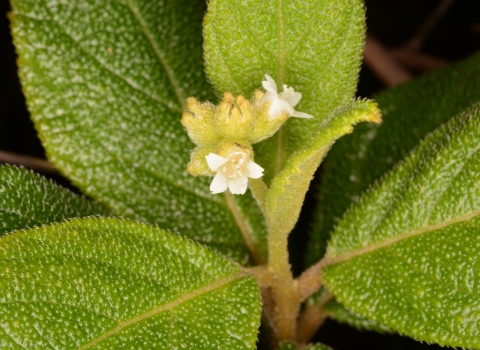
[205,152,264,195]
[260,74,314,119]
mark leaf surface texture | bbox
[0,218,261,349]
[204,0,366,180]
[324,104,480,348]
[10,0,253,262]
[0,165,109,237]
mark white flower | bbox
[205,152,264,195]
[260,74,314,119]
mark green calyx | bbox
[187,141,254,177]
[182,90,288,177]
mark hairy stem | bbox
[247,265,273,288]
[296,257,328,302]
[296,292,333,344]
[267,223,299,341]
[248,177,268,214]
[224,191,264,264]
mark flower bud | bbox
[181,97,221,146]
[247,94,289,144]
[215,92,254,140]
[186,145,216,176]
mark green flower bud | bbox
[181,97,221,146]
[187,145,216,176]
[215,92,254,140]
[247,90,289,144]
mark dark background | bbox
[1,0,479,349]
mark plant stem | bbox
[364,36,412,87]
[405,0,454,50]
[267,223,299,341]
[0,150,59,175]
[296,257,328,302]
[296,292,333,344]
[248,178,268,214]
[247,265,273,288]
[224,191,264,264]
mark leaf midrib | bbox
[272,0,356,174]
[326,209,480,266]
[126,0,187,111]
[18,3,252,259]
[78,272,246,349]
[16,13,213,205]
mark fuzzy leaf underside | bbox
[0,165,109,237]
[324,104,480,348]
[306,52,480,266]
[0,218,261,349]
[204,0,366,181]
[10,0,253,263]
[266,100,380,243]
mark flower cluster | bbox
[181,75,313,195]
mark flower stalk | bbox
[181,74,319,343]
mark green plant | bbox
[2,0,480,349]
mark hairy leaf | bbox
[204,0,366,180]
[0,165,109,237]
[266,100,380,244]
[323,299,391,333]
[0,217,261,349]
[306,52,480,267]
[323,104,480,348]
[10,0,255,263]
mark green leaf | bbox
[306,52,480,267]
[0,217,261,349]
[204,0,366,179]
[10,0,255,263]
[323,104,480,348]
[323,299,391,333]
[0,165,109,237]
[266,100,380,243]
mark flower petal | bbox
[228,175,249,195]
[210,171,229,194]
[291,111,314,119]
[263,74,278,93]
[246,161,264,179]
[269,99,294,119]
[280,89,302,108]
[205,153,228,171]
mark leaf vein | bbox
[78,272,246,349]
[15,13,181,114]
[327,209,480,265]
[305,1,356,91]
[126,0,187,111]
